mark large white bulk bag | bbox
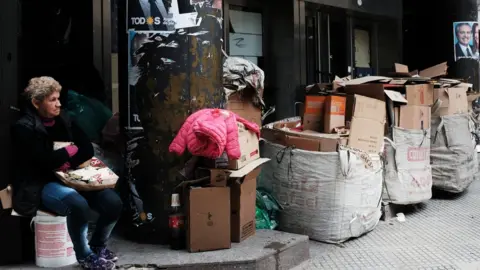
[383,127,432,204]
[259,140,382,244]
[430,114,478,193]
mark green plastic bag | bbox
[255,207,273,229]
[255,188,282,230]
[66,90,112,142]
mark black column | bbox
[119,0,224,243]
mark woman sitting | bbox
[12,77,122,270]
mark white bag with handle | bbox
[259,140,383,244]
[430,114,478,193]
[383,127,432,204]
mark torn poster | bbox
[128,0,221,31]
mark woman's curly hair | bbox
[24,76,62,101]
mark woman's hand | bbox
[58,162,71,172]
[65,145,78,157]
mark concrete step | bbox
[7,230,310,270]
[114,229,310,270]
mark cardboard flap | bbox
[228,158,270,178]
[0,186,12,210]
[352,95,386,123]
[468,93,480,102]
[384,90,408,104]
[344,84,386,101]
[419,62,448,78]
[389,79,408,85]
[395,63,409,73]
[344,76,392,85]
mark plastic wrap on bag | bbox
[223,57,265,107]
[430,114,478,193]
[383,127,432,204]
[259,140,383,244]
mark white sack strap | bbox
[339,149,352,177]
[384,137,396,150]
[433,118,445,145]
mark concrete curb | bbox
[115,230,310,270]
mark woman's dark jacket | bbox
[11,108,93,216]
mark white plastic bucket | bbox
[33,211,76,268]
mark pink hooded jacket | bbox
[169,109,260,159]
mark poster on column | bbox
[127,0,222,31]
[127,30,145,130]
[126,0,222,130]
[453,21,479,61]
[127,30,185,129]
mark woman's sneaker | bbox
[92,246,119,262]
[78,254,115,270]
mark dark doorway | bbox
[305,4,349,84]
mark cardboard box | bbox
[345,83,385,127]
[229,158,270,242]
[405,84,434,106]
[228,122,260,170]
[303,96,327,132]
[261,127,343,152]
[347,95,386,154]
[195,168,231,187]
[285,135,340,152]
[226,91,262,127]
[324,95,346,133]
[433,87,468,116]
[399,105,431,130]
[0,186,12,210]
[187,187,231,252]
[273,120,302,130]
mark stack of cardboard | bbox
[388,83,433,130]
[275,79,396,155]
[387,63,469,124]
[180,93,270,253]
[278,67,471,155]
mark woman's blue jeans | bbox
[41,182,123,260]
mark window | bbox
[228,8,263,65]
[354,28,371,68]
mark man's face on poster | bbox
[457,24,472,46]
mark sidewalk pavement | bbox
[296,179,480,270]
[5,229,309,270]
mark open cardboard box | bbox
[261,126,345,152]
[228,158,270,242]
[228,122,261,170]
[185,158,270,252]
[432,87,468,116]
